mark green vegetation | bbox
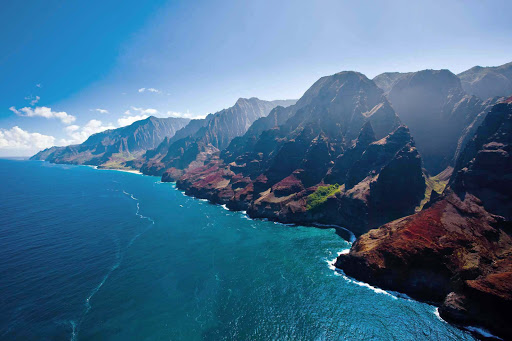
[306,184,340,211]
[99,153,137,170]
[416,175,448,211]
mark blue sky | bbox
[1,0,511,156]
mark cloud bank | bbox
[9,106,76,125]
[0,126,55,155]
[118,115,148,127]
[62,119,115,144]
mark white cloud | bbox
[125,106,158,116]
[118,115,149,127]
[63,119,115,144]
[24,95,40,106]
[138,87,161,94]
[94,108,109,114]
[9,106,76,125]
[0,126,55,154]
[36,84,41,88]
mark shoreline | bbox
[86,165,143,175]
[29,159,497,340]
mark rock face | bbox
[335,100,512,339]
[386,69,494,174]
[176,72,426,235]
[372,72,412,94]
[31,116,189,168]
[139,98,296,177]
[458,61,512,100]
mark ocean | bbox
[0,159,476,340]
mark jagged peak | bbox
[234,97,263,106]
[357,121,376,145]
[372,125,411,146]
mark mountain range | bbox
[138,97,296,178]
[31,60,512,339]
[31,116,190,169]
[336,98,512,339]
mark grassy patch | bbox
[306,184,340,211]
[100,153,137,170]
[416,175,448,212]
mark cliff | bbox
[335,99,512,339]
[386,69,494,174]
[176,72,425,235]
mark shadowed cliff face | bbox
[139,98,296,177]
[335,100,512,339]
[458,61,512,100]
[30,116,190,168]
[386,69,493,175]
[175,72,426,235]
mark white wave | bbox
[465,326,502,340]
[220,204,229,211]
[326,250,398,300]
[70,238,122,341]
[434,307,443,321]
[70,191,156,341]
[341,271,398,299]
[122,191,155,247]
[325,249,347,271]
[273,221,295,226]
[69,321,77,341]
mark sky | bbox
[1,0,511,156]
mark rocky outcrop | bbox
[386,69,493,174]
[458,61,512,100]
[140,98,296,177]
[30,116,189,168]
[335,100,512,339]
[176,72,425,235]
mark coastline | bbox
[86,165,143,175]
[28,159,496,340]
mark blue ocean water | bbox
[0,159,476,340]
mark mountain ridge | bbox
[335,99,512,339]
[31,116,190,168]
[139,97,296,177]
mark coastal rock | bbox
[335,100,512,339]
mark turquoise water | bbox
[0,159,476,340]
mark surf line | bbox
[69,190,155,341]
